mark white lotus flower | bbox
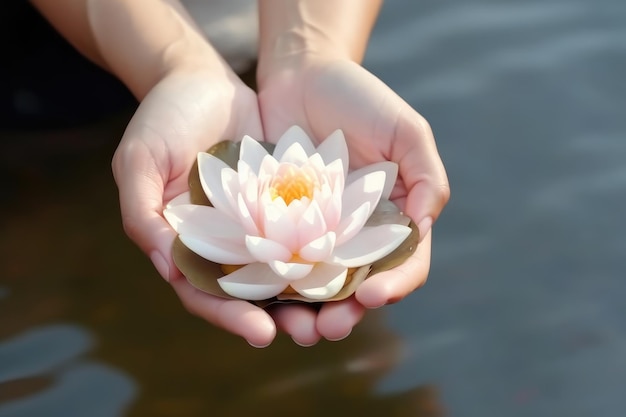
[164,126,411,301]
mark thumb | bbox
[392,111,450,240]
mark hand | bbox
[112,68,281,347]
[257,56,450,345]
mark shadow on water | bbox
[0,110,442,416]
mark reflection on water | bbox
[0,325,136,417]
[2,0,626,415]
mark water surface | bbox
[2,0,626,415]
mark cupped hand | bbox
[112,68,280,347]
[257,56,450,345]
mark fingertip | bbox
[170,279,277,347]
[221,302,277,348]
[150,250,171,282]
[271,304,321,347]
[355,274,394,308]
[416,216,433,244]
[356,233,432,309]
[317,298,365,341]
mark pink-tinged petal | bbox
[319,183,342,231]
[290,263,347,300]
[330,224,411,267]
[263,204,298,252]
[347,162,398,200]
[299,232,336,262]
[323,159,346,192]
[316,129,349,177]
[285,198,308,223]
[239,135,268,173]
[273,126,316,161]
[297,201,327,248]
[197,152,238,216]
[164,204,246,241]
[165,191,191,209]
[341,171,386,222]
[179,235,255,265]
[218,263,289,300]
[334,201,371,246]
[237,194,260,235]
[268,260,315,281]
[304,153,326,173]
[278,143,310,165]
[237,160,260,221]
[258,154,279,179]
[220,168,240,212]
[245,235,293,263]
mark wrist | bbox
[256,0,381,88]
[257,48,347,91]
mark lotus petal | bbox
[297,201,327,247]
[347,161,398,200]
[245,235,292,263]
[316,129,349,177]
[258,154,280,179]
[179,235,255,265]
[304,153,326,174]
[197,152,237,215]
[279,143,310,165]
[268,260,314,281]
[341,171,385,222]
[236,194,260,236]
[164,204,246,241]
[239,135,269,173]
[299,231,336,262]
[331,224,411,267]
[165,191,191,209]
[317,182,342,231]
[273,126,316,160]
[218,263,289,300]
[285,197,308,223]
[290,263,347,300]
[263,204,298,252]
[334,201,371,246]
[237,160,265,224]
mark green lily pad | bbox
[173,140,419,304]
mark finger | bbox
[112,138,181,281]
[392,113,450,239]
[316,297,366,342]
[171,277,277,347]
[270,303,322,347]
[356,231,432,309]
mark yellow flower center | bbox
[269,166,317,205]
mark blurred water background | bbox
[1,0,626,416]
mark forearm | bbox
[31,0,233,99]
[257,0,382,81]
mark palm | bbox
[113,71,281,347]
[258,59,447,342]
[117,71,263,203]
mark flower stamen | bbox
[269,166,318,205]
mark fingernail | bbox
[292,337,317,348]
[247,340,271,349]
[417,216,433,242]
[150,251,170,282]
[326,329,352,342]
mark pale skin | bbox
[31,0,450,347]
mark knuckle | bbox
[437,183,451,207]
[121,215,141,242]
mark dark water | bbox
[2,0,626,415]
